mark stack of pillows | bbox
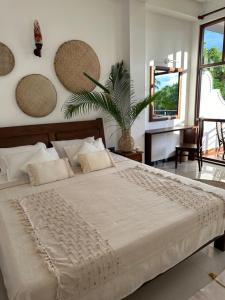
[0,137,115,186]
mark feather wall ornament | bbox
[33,20,43,57]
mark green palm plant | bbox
[63,61,156,152]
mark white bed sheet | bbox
[0,158,225,300]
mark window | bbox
[196,18,225,120]
[202,21,224,64]
[149,66,183,122]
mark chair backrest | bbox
[183,120,203,150]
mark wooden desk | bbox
[145,125,193,165]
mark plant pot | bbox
[118,129,134,152]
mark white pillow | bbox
[27,158,74,186]
[64,144,84,166]
[79,150,115,173]
[0,142,46,175]
[65,141,100,167]
[20,148,58,173]
[64,138,105,167]
[51,137,95,158]
[92,138,105,151]
[3,150,38,181]
[46,147,60,160]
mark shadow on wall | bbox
[200,71,225,152]
[202,126,218,152]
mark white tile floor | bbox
[156,159,225,182]
[125,160,225,300]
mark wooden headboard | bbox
[0,118,105,148]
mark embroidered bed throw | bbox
[13,190,119,300]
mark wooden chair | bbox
[175,120,203,171]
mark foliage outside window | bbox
[196,18,225,118]
[149,66,182,122]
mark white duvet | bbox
[0,157,225,300]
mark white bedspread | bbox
[0,157,225,300]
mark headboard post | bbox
[0,118,106,148]
[96,118,106,146]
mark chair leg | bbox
[196,151,201,172]
[197,157,201,172]
[179,150,182,164]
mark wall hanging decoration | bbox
[54,40,100,93]
[33,20,43,57]
[0,42,15,76]
[16,74,57,117]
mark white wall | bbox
[0,0,124,147]
[145,10,195,161]
[129,0,146,151]
[0,0,212,157]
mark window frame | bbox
[195,17,225,123]
[149,66,183,122]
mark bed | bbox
[0,118,225,300]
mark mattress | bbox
[0,157,225,300]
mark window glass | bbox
[153,72,179,117]
[202,21,224,64]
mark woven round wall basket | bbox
[16,74,57,118]
[0,42,15,76]
[54,40,100,93]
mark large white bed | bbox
[0,119,225,300]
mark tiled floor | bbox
[125,160,225,300]
[126,245,225,300]
[155,159,225,182]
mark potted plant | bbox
[63,61,156,152]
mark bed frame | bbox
[0,118,225,299]
[0,118,105,148]
[0,117,224,252]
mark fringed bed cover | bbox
[9,164,225,300]
[12,190,119,300]
[117,166,225,227]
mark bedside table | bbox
[113,150,143,163]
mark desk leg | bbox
[175,149,178,168]
[145,133,152,165]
